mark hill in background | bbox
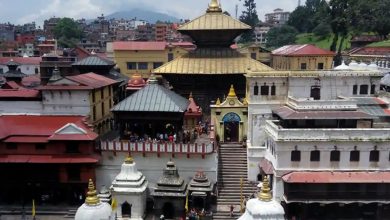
[105,9,180,23]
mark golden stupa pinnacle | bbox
[258,175,272,202]
[216,98,221,105]
[228,85,237,97]
[85,179,100,205]
[207,0,222,12]
[125,154,134,164]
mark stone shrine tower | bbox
[110,156,148,220]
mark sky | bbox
[0,0,302,27]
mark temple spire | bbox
[207,0,222,13]
[125,153,134,164]
[258,176,272,202]
[85,179,100,205]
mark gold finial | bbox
[243,98,248,106]
[216,98,221,105]
[228,85,237,97]
[85,179,100,205]
[125,154,134,164]
[189,92,193,100]
[207,0,222,13]
[258,176,272,202]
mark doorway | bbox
[122,201,132,217]
[162,202,175,219]
[223,112,241,142]
[310,86,321,100]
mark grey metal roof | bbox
[381,73,390,86]
[112,82,190,112]
[72,55,115,66]
[359,105,389,117]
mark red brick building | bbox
[0,115,99,205]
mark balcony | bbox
[286,96,357,111]
[265,120,390,141]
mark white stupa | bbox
[110,155,148,220]
[334,61,350,70]
[75,179,112,220]
[238,176,285,220]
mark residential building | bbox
[272,44,335,70]
[38,72,117,134]
[112,41,189,78]
[254,25,271,44]
[155,23,169,41]
[0,115,99,205]
[43,17,61,39]
[238,44,272,66]
[265,8,290,26]
[0,57,41,75]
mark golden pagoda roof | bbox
[178,0,250,31]
[153,48,274,75]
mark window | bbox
[101,102,105,116]
[350,149,360,162]
[35,144,46,150]
[127,62,136,70]
[137,62,148,70]
[65,142,79,153]
[168,53,174,62]
[330,150,340,162]
[317,63,324,70]
[6,143,17,150]
[254,83,259,95]
[261,84,269,95]
[360,85,369,95]
[271,83,276,96]
[153,62,163,69]
[353,85,358,95]
[101,89,104,99]
[310,150,320,161]
[300,63,307,70]
[92,106,96,121]
[251,53,257,60]
[291,150,301,162]
[370,149,379,162]
[371,85,376,95]
[35,68,38,74]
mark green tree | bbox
[313,22,332,39]
[53,17,83,48]
[266,25,298,48]
[239,0,260,42]
[288,0,329,33]
[372,0,390,39]
[287,6,309,32]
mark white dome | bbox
[358,62,368,69]
[368,62,379,70]
[75,202,112,220]
[334,61,350,70]
[238,199,285,220]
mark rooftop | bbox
[72,55,115,67]
[0,57,41,65]
[272,44,335,56]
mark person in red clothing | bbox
[168,134,174,142]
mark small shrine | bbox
[184,92,203,130]
[188,171,213,211]
[2,59,26,83]
[152,160,187,219]
[238,176,285,220]
[97,185,111,203]
[210,85,248,142]
[75,179,112,220]
[110,155,148,220]
[126,73,146,97]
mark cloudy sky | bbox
[0,0,302,27]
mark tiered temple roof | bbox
[188,171,213,196]
[152,161,187,198]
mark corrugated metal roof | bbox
[72,55,115,66]
[283,171,390,183]
[272,44,335,56]
[67,72,118,89]
[153,48,274,74]
[112,83,189,113]
[0,57,41,65]
[273,106,375,120]
[351,97,390,117]
[178,12,251,31]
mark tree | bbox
[266,25,298,48]
[372,0,390,39]
[288,0,330,33]
[313,22,332,39]
[239,0,260,42]
[287,6,310,33]
[53,18,83,48]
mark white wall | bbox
[0,64,39,75]
[42,90,91,115]
[0,101,43,114]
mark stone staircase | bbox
[214,143,257,220]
